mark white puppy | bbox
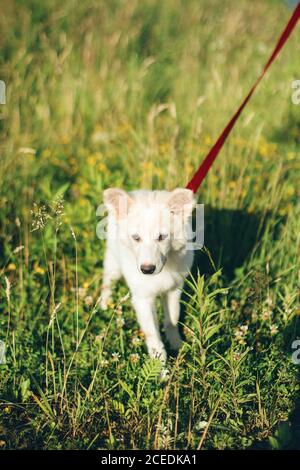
[101,188,195,363]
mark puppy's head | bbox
[104,188,195,275]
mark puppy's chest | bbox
[127,269,182,296]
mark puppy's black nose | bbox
[141,264,156,274]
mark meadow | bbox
[0,0,299,450]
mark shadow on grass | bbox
[191,205,269,280]
[177,204,270,345]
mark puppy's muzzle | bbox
[140,264,156,275]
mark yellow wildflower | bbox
[79,198,88,207]
[7,263,16,271]
[204,135,212,145]
[34,266,45,275]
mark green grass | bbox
[0,0,299,450]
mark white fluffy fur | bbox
[101,188,195,363]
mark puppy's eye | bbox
[132,233,141,242]
[158,233,168,242]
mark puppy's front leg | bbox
[163,288,183,350]
[132,295,167,363]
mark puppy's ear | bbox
[103,188,133,219]
[167,188,195,218]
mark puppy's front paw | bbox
[160,366,170,382]
[148,342,167,365]
[100,299,109,310]
[100,290,112,310]
[100,286,112,310]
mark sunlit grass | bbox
[0,0,299,450]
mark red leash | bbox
[186,2,300,193]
